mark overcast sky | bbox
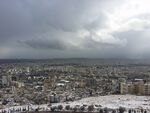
[0,0,150,59]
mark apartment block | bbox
[120,79,150,95]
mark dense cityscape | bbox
[1,0,150,113]
[0,59,150,113]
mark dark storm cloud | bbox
[18,39,75,50]
[0,0,105,40]
[0,0,150,58]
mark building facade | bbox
[120,79,150,95]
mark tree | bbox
[99,109,103,113]
[51,106,56,112]
[141,109,144,113]
[2,99,8,105]
[88,105,94,112]
[112,109,116,113]
[104,107,108,113]
[27,106,30,111]
[73,107,78,112]
[134,110,136,113]
[22,108,26,112]
[128,109,132,113]
[58,105,63,111]
[35,108,39,112]
[80,106,85,112]
[119,107,126,113]
[65,105,71,111]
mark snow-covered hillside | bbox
[0,95,150,113]
[55,95,150,109]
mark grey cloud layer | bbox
[0,0,150,58]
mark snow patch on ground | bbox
[54,95,150,109]
[0,95,150,112]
